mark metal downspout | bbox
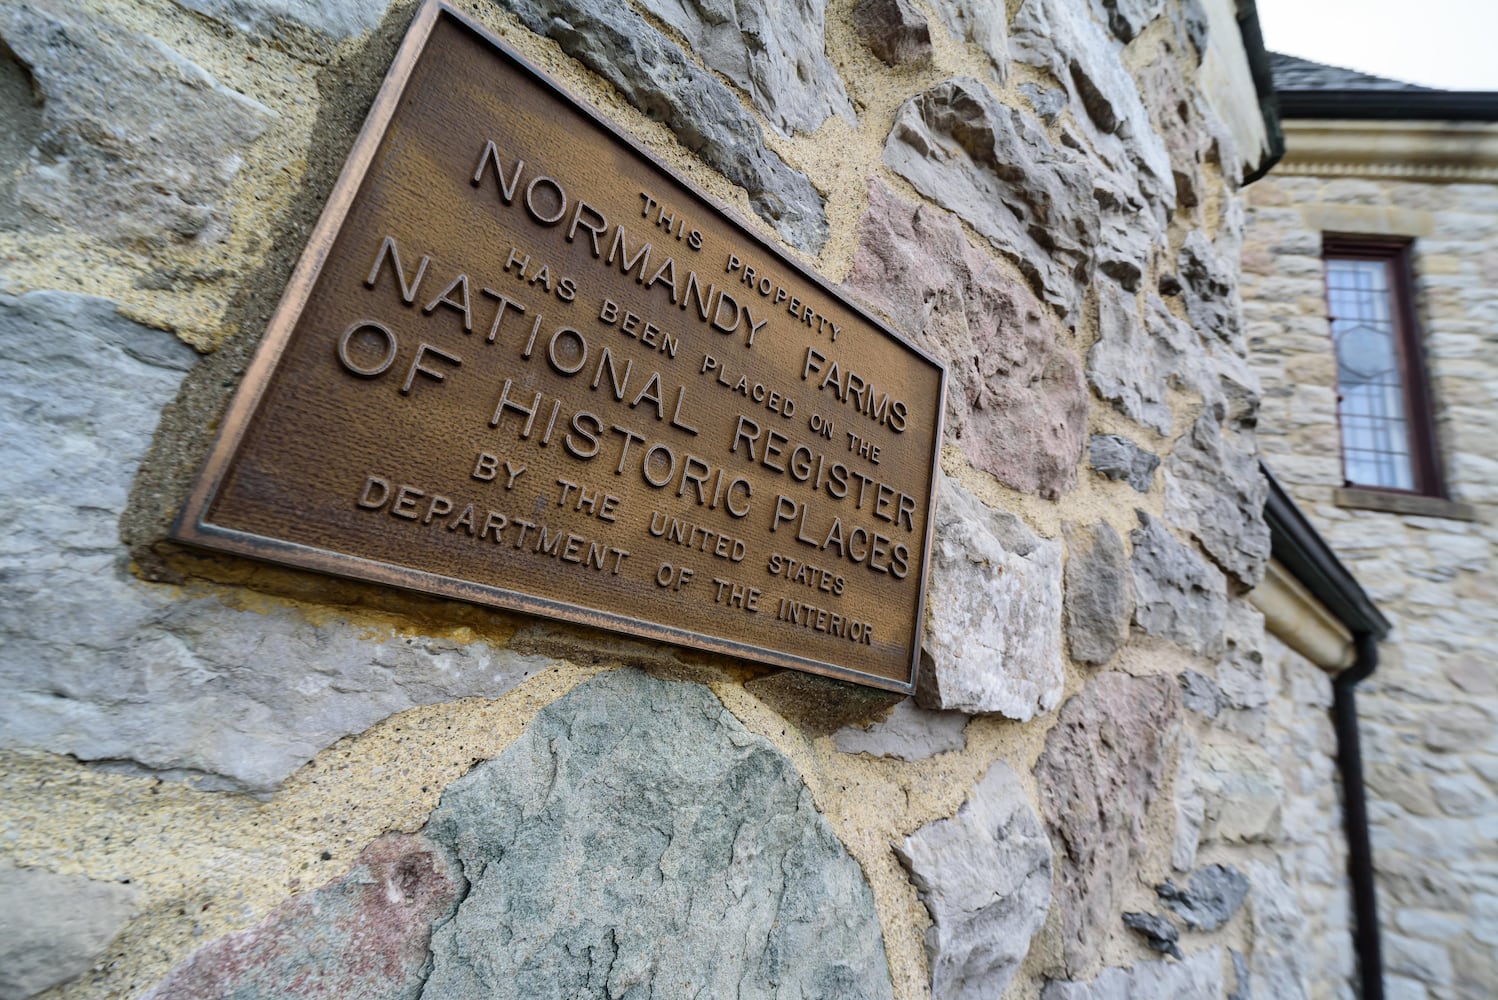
[1333,631,1384,999]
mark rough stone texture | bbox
[1165,410,1270,587]
[1215,599,1271,738]
[0,866,137,1000]
[832,698,968,760]
[506,0,828,251]
[883,78,1099,323]
[896,762,1052,1000]
[1136,40,1209,208]
[1172,727,1205,872]
[1089,0,1165,42]
[1121,911,1182,959]
[1157,864,1249,931]
[1129,512,1228,656]
[1179,670,1222,718]
[142,834,459,1000]
[420,670,894,1000]
[1087,287,1213,435]
[1041,948,1225,1000]
[1178,229,1244,348]
[917,477,1064,719]
[173,0,391,39]
[635,0,854,136]
[929,0,1007,80]
[1035,672,1181,976]
[1245,861,1312,1000]
[0,292,546,793]
[1089,434,1159,493]
[1062,522,1133,666]
[850,0,932,66]
[1010,0,1174,212]
[0,1,272,244]
[848,181,1088,498]
[1196,743,1284,845]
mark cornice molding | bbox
[1279,118,1498,182]
[1251,559,1356,673]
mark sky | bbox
[1254,0,1498,91]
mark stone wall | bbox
[1243,171,1498,1000]
[0,1,1347,998]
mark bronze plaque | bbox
[174,1,946,693]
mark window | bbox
[1323,237,1442,496]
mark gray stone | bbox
[851,0,932,66]
[507,0,828,251]
[1093,166,1164,292]
[420,670,894,1000]
[883,78,1099,323]
[896,762,1052,1000]
[1421,705,1492,752]
[1164,411,1270,587]
[635,0,854,136]
[1122,911,1182,960]
[173,0,391,39]
[1130,512,1228,657]
[1179,670,1222,718]
[1246,862,1312,1000]
[0,292,547,794]
[0,866,137,1000]
[847,182,1087,497]
[1179,230,1244,348]
[0,1,272,244]
[1214,599,1269,736]
[1035,672,1181,976]
[1157,864,1250,931]
[832,698,968,760]
[1197,743,1283,845]
[917,477,1065,719]
[142,834,459,1000]
[930,0,1008,79]
[1230,949,1251,1000]
[1087,287,1209,436]
[1010,0,1174,212]
[1020,82,1068,123]
[1172,728,1204,872]
[1042,947,1225,1000]
[1062,522,1133,666]
[1135,38,1209,207]
[1089,0,1165,42]
[1089,435,1159,493]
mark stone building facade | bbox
[1243,54,1498,1000]
[0,2,1374,998]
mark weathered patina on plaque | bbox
[174,1,946,692]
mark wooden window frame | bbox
[1322,235,1445,499]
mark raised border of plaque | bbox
[173,0,947,693]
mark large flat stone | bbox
[142,834,460,1000]
[507,0,827,252]
[0,866,137,1000]
[1062,522,1133,667]
[917,478,1065,719]
[173,0,392,39]
[896,762,1052,1000]
[0,1,271,244]
[0,292,545,794]
[1196,743,1284,845]
[420,670,894,1000]
[1087,288,1207,436]
[1130,511,1227,657]
[832,698,968,761]
[636,0,854,136]
[883,78,1099,324]
[1041,947,1224,1000]
[847,182,1087,497]
[1035,672,1181,976]
[1164,411,1270,588]
[1246,861,1313,1000]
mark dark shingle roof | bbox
[1270,52,1433,94]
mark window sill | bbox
[1333,486,1477,521]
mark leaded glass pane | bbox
[1326,257,1413,490]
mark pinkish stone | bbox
[1033,672,1181,977]
[142,834,461,1000]
[848,182,1087,499]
